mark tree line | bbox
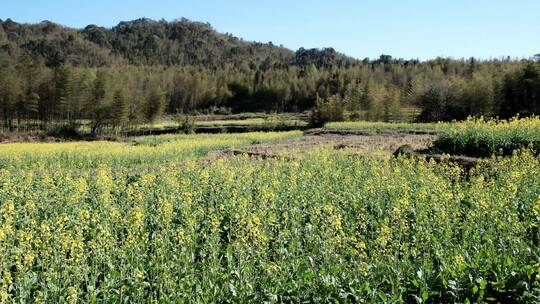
[1,18,540,133]
[2,54,539,130]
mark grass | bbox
[136,113,307,129]
[195,118,306,127]
[113,116,308,136]
[325,121,446,134]
[0,114,308,138]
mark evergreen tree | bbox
[382,87,401,122]
[89,69,110,135]
[308,94,346,127]
[54,63,73,122]
[111,89,128,130]
[0,69,21,130]
[146,85,167,123]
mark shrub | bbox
[173,111,196,134]
[46,124,82,139]
[308,94,346,127]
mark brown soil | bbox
[207,133,437,161]
[208,133,487,171]
[0,133,55,144]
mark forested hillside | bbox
[0,18,356,68]
[0,18,539,133]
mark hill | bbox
[0,18,538,134]
[0,18,356,68]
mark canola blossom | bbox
[0,131,300,169]
[434,116,540,156]
[0,143,539,302]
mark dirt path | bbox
[208,133,436,160]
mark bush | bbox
[209,106,232,115]
[349,111,362,121]
[173,111,196,134]
[308,95,346,127]
[46,124,83,139]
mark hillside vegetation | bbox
[0,18,357,68]
[1,18,539,136]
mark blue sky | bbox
[2,0,539,60]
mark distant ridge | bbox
[0,18,357,68]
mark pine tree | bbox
[343,82,362,112]
[382,87,401,122]
[0,69,21,130]
[16,54,44,127]
[146,85,167,123]
[111,89,128,130]
[89,69,110,135]
[26,92,40,119]
[54,64,73,123]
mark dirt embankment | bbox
[208,132,437,161]
[215,131,487,171]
